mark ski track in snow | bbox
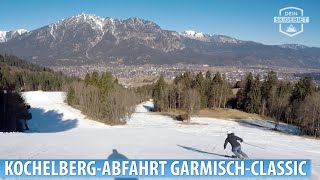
[0,91,319,180]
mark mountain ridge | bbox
[0,29,28,43]
[1,13,320,68]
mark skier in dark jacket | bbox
[224,131,248,159]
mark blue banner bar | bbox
[0,159,311,178]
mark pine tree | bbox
[90,71,99,86]
[98,72,114,95]
[261,71,277,116]
[67,86,75,105]
[290,76,313,103]
[183,89,200,123]
[152,75,168,112]
[238,73,253,111]
[290,76,313,125]
[204,71,212,108]
[194,72,206,108]
[241,73,262,114]
[84,74,91,85]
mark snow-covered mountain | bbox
[41,13,184,52]
[1,13,320,67]
[180,30,210,41]
[180,30,241,43]
[0,29,28,43]
[0,14,187,65]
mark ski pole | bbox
[243,142,264,149]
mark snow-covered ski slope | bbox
[0,91,319,180]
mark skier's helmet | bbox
[227,131,233,135]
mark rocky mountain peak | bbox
[0,29,28,43]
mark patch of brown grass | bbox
[197,108,266,120]
[149,108,273,122]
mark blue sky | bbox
[1,0,319,47]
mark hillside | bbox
[0,91,319,179]
[0,54,72,91]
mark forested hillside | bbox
[152,71,320,138]
[0,54,75,132]
[67,72,150,125]
[0,54,152,129]
[234,72,320,137]
[152,71,232,123]
[0,54,74,91]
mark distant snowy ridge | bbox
[0,29,28,43]
[180,30,242,43]
[180,30,206,39]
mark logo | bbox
[274,7,309,37]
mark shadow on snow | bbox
[142,105,154,112]
[107,149,138,180]
[177,145,230,158]
[25,108,78,133]
[235,119,300,135]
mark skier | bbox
[224,131,248,159]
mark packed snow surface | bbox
[0,91,319,180]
